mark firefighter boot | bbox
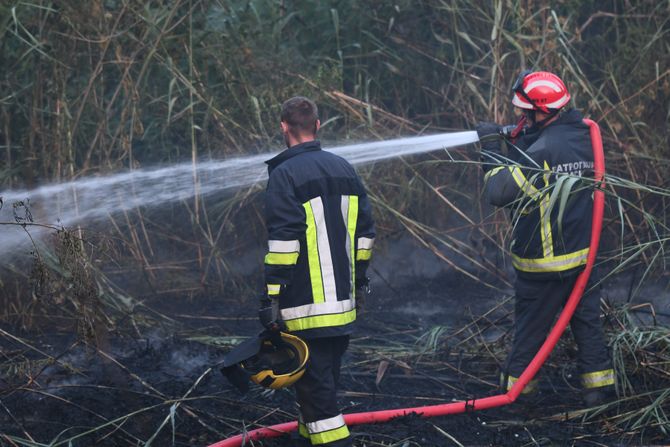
[582,386,616,408]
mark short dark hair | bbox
[281,96,319,137]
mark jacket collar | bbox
[527,109,583,139]
[550,108,583,126]
[265,140,321,172]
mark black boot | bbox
[582,386,616,407]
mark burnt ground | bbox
[1,248,670,446]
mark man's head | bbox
[511,71,570,127]
[280,96,320,148]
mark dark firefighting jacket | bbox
[484,109,594,280]
[264,140,375,338]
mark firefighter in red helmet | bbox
[476,71,614,407]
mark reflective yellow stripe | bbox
[264,252,299,265]
[542,160,551,187]
[509,166,540,200]
[356,249,372,261]
[484,165,505,183]
[298,414,309,438]
[512,248,589,273]
[539,161,554,258]
[539,194,554,257]
[505,374,538,394]
[298,422,309,438]
[284,308,356,332]
[581,369,615,389]
[346,196,359,298]
[267,284,281,296]
[309,424,350,445]
[304,201,325,303]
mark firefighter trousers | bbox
[294,335,351,446]
[502,275,614,393]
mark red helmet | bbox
[511,71,571,113]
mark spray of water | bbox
[0,131,478,255]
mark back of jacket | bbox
[485,109,594,280]
[264,140,375,338]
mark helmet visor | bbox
[512,70,532,94]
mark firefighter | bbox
[476,71,614,406]
[258,96,375,446]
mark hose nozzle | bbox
[499,125,517,138]
[499,115,529,140]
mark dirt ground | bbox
[1,245,669,446]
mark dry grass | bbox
[0,0,669,445]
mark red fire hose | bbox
[209,120,606,447]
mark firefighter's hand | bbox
[354,280,371,313]
[258,298,284,331]
[476,121,503,152]
[476,122,503,146]
[476,122,504,172]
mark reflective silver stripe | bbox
[544,94,570,109]
[267,284,281,295]
[341,196,354,298]
[310,197,337,302]
[268,239,300,253]
[357,237,374,250]
[281,299,354,321]
[306,414,346,434]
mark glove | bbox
[476,121,503,172]
[476,121,503,152]
[258,294,284,331]
[354,278,371,312]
